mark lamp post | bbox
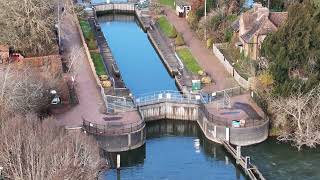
[204,0,207,41]
[58,0,61,47]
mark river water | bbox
[98,15,320,180]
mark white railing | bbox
[134,90,202,107]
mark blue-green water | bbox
[98,15,320,180]
[103,120,247,180]
[98,16,177,95]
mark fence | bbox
[212,44,250,89]
[105,95,136,112]
[199,102,268,128]
[83,118,145,136]
[134,90,201,107]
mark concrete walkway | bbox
[55,14,106,127]
[164,8,236,91]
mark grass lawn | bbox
[79,19,97,50]
[90,52,107,76]
[159,0,175,8]
[176,48,202,74]
[157,16,176,38]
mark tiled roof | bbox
[237,6,287,43]
[231,19,240,32]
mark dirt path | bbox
[55,14,105,127]
[164,8,236,91]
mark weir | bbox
[80,2,268,179]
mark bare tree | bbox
[269,85,320,150]
[66,44,84,82]
[0,0,58,56]
[0,113,104,180]
[0,65,59,114]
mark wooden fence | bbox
[212,44,252,89]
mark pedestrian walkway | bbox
[164,8,236,91]
[56,14,106,127]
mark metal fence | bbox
[105,95,136,113]
[199,103,269,128]
[83,118,145,136]
[134,90,201,107]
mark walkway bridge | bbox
[93,2,136,14]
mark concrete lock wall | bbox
[140,102,199,122]
[96,125,146,152]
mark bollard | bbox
[225,128,230,142]
[236,146,241,164]
[116,154,121,169]
[245,156,251,170]
[213,126,217,138]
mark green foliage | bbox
[224,29,233,42]
[210,15,222,30]
[79,19,97,50]
[206,38,213,49]
[159,0,175,8]
[261,1,320,96]
[175,33,185,46]
[169,25,178,38]
[157,16,177,38]
[90,52,107,76]
[187,11,199,30]
[176,48,202,73]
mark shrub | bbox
[206,38,213,49]
[169,25,177,38]
[175,33,185,46]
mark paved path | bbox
[55,14,106,127]
[56,14,142,128]
[164,8,236,91]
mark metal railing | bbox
[83,118,145,136]
[199,103,269,128]
[134,90,202,107]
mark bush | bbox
[169,25,177,38]
[224,29,233,43]
[206,38,213,49]
[175,33,185,46]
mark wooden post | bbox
[245,156,251,170]
[128,133,131,147]
[116,154,121,169]
[236,146,241,164]
[226,127,230,142]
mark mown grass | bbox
[159,0,175,8]
[176,48,202,74]
[157,16,177,38]
[79,19,97,50]
[90,52,107,76]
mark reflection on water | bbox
[98,15,177,95]
[243,138,320,180]
[103,120,247,180]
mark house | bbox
[175,0,191,18]
[232,3,288,60]
[0,45,9,64]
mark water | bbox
[98,16,177,96]
[103,120,247,180]
[243,139,320,180]
[98,14,320,180]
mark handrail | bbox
[199,103,269,128]
[82,117,145,136]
